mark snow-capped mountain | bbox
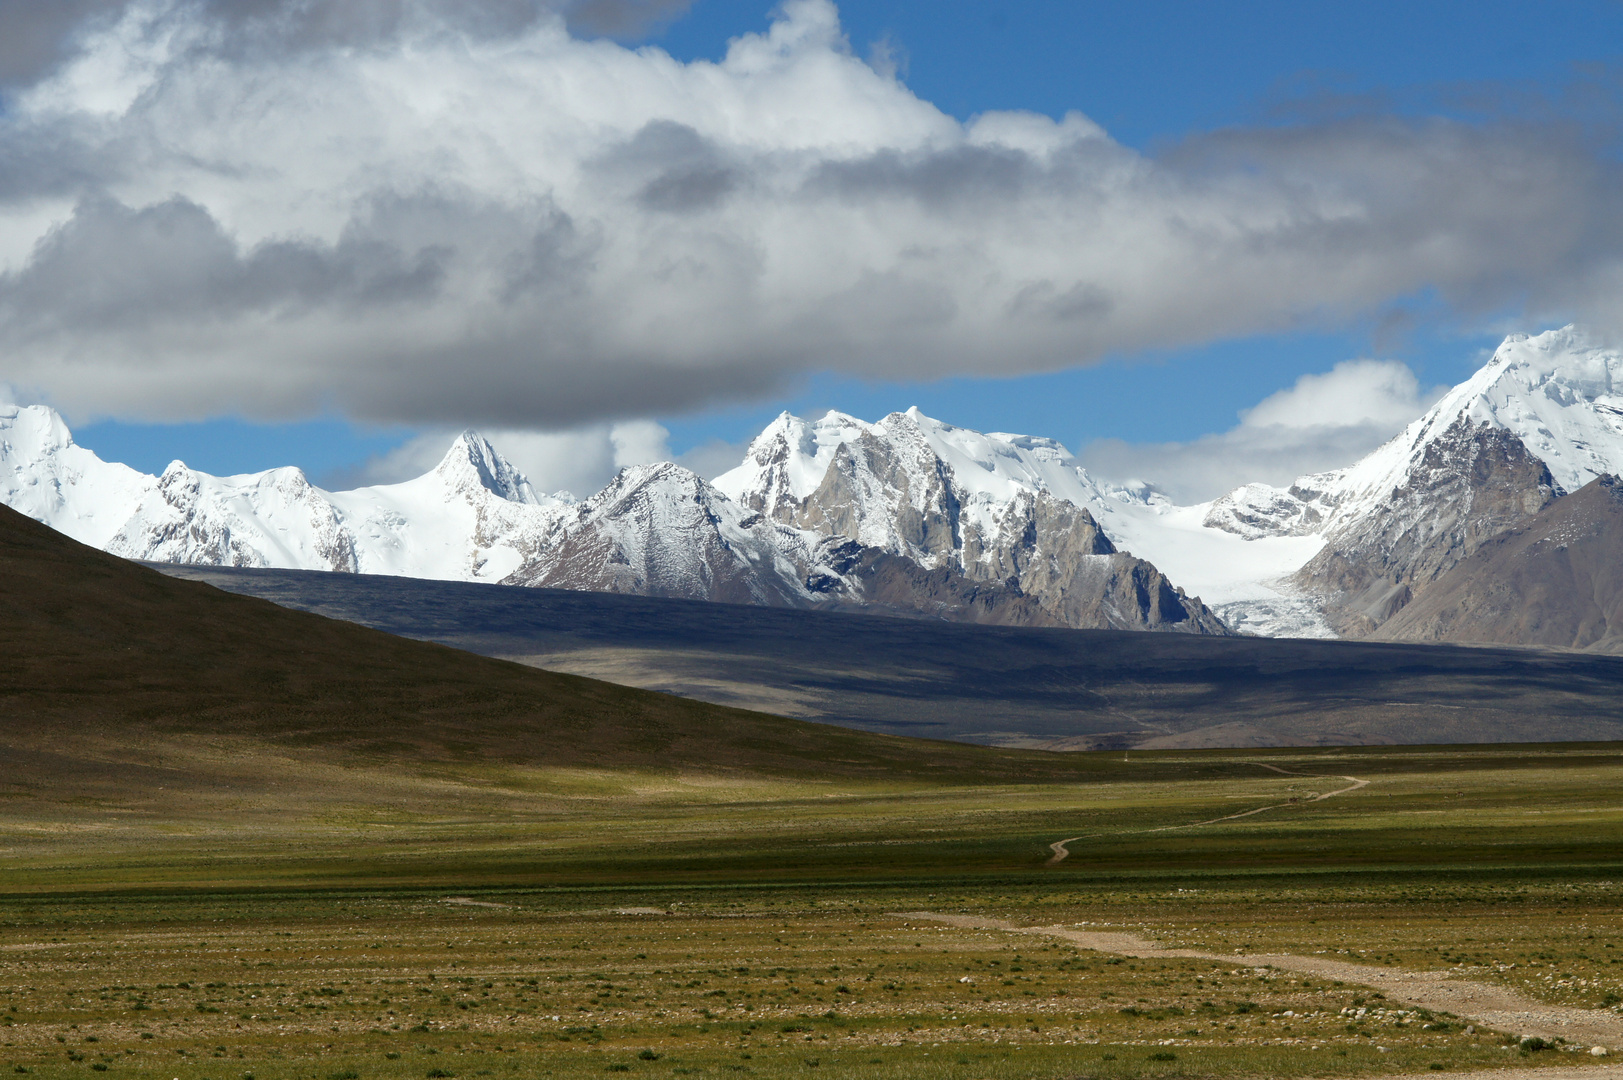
[505,462,836,606]
[1209,326,1623,635]
[0,402,1228,633]
[713,408,1228,633]
[0,404,154,548]
[0,405,575,582]
[13,324,1616,643]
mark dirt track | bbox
[1355,1070,1622,1080]
[1046,767,1370,866]
[896,912,1623,1051]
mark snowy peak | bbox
[716,409,876,514]
[1193,326,1623,637]
[0,403,154,548]
[431,431,540,505]
[0,410,573,583]
[716,405,1111,531]
[1206,326,1623,546]
[507,461,826,606]
[1,402,76,457]
[1437,326,1623,494]
[109,457,355,571]
[1351,326,1623,504]
[713,404,1228,633]
[577,461,734,525]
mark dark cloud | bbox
[1006,281,1113,323]
[0,194,450,334]
[565,0,692,38]
[0,1,1621,431]
[807,144,1038,209]
[597,122,741,213]
[197,0,555,57]
[0,0,125,87]
[0,0,690,87]
[0,119,123,201]
[639,165,737,213]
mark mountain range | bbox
[5,325,1623,648]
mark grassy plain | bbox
[6,509,1623,1077]
[4,743,1623,1080]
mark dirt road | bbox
[896,912,1623,1051]
[1046,768,1369,866]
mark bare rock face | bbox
[807,536,1058,626]
[1296,418,1559,637]
[506,460,1228,635]
[503,463,818,606]
[736,422,964,569]
[502,464,1064,626]
[807,534,1225,634]
[1373,475,1623,651]
[729,412,1230,635]
[960,489,1114,581]
[1042,551,1231,634]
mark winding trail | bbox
[894,912,1623,1052]
[1045,766,1369,866]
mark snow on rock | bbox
[1199,326,1622,635]
[0,407,572,583]
[503,462,829,606]
[328,433,573,582]
[0,404,153,548]
[717,407,1231,634]
[17,325,1612,641]
[1211,327,1623,545]
[107,461,357,571]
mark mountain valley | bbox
[159,561,1623,750]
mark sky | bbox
[3,0,1622,502]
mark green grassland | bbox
[6,507,1623,1078]
[5,743,1623,1080]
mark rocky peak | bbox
[433,432,539,505]
[1372,473,1623,650]
[1297,418,1558,637]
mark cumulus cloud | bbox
[0,0,1619,431]
[1080,359,1447,503]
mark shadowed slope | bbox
[0,504,1110,782]
[1375,475,1623,652]
[159,559,1623,750]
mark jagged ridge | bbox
[0,405,1229,634]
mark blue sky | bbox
[40,1,1623,487]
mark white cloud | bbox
[1239,359,1439,431]
[0,1,1619,430]
[675,437,749,480]
[607,420,672,472]
[1080,359,1446,502]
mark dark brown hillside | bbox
[0,504,1107,782]
[1374,475,1623,652]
